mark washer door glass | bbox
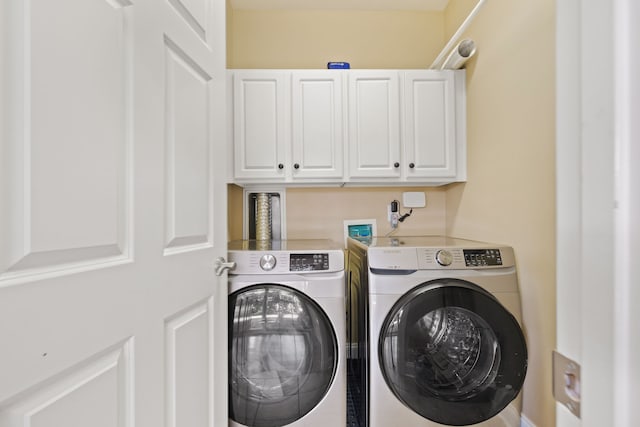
[229,284,337,427]
[379,279,527,426]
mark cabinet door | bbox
[233,71,288,180]
[403,71,457,179]
[347,71,401,179]
[291,71,344,180]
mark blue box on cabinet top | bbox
[327,62,350,69]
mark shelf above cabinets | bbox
[228,69,466,187]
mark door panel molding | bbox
[163,36,212,255]
[164,299,212,427]
[167,0,208,42]
[0,0,133,287]
[0,339,134,427]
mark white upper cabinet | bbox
[347,70,401,180]
[229,69,466,186]
[233,70,288,180]
[291,71,344,180]
[402,71,461,180]
[232,70,344,183]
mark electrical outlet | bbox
[390,213,399,228]
[388,200,399,228]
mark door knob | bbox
[214,257,236,276]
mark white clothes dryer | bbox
[228,240,346,427]
[346,236,527,427]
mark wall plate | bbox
[402,192,426,208]
[552,350,581,418]
[343,219,377,247]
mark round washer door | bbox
[229,284,338,427]
[379,279,527,426]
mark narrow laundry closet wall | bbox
[444,1,556,426]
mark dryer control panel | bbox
[367,246,515,270]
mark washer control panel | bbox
[289,253,330,271]
[463,249,503,267]
[229,248,344,275]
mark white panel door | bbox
[347,71,401,179]
[0,0,228,426]
[556,1,640,427]
[291,71,344,180]
[402,71,457,179]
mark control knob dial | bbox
[435,250,453,266]
[259,254,277,271]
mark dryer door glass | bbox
[379,279,527,426]
[229,284,338,427]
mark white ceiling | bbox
[230,0,449,11]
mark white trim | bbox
[241,186,287,240]
[613,1,640,426]
[520,414,537,427]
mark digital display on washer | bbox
[463,249,503,267]
[290,253,330,271]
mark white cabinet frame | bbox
[229,69,466,186]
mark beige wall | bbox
[227,184,244,241]
[285,187,447,243]
[444,1,556,426]
[228,9,444,69]
[228,2,556,426]
[227,185,448,243]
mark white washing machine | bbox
[227,240,346,427]
[346,236,527,427]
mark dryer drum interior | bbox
[378,279,527,426]
[229,284,338,427]
[412,306,501,398]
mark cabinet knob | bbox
[278,163,284,170]
[409,163,415,169]
[393,162,400,168]
[294,163,300,169]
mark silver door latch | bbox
[214,257,236,276]
[552,350,581,418]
